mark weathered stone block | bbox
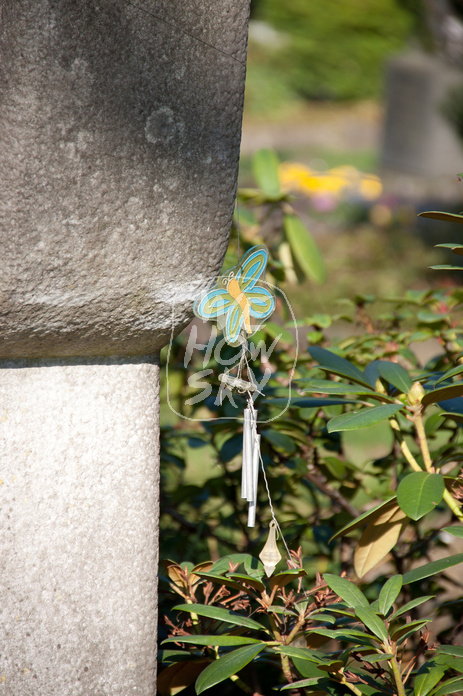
[0,359,160,695]
[0,0,250,357]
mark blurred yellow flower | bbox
[279,162,382,203]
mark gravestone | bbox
[381,50,463,200]
[0,1,250,694]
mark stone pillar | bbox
[0,1,250,694]
[381,50,463,200]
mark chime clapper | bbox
[259,520,282,577]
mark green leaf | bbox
[323,574,369,609]
[269,568,307,590]
[402,553,463,583]
[389,595,435,621]
[261,429,296,454]
[435,364,463,385]
[312,627,380,645]
[330,497,397,541]
[397,472,445,521]
[228,574,266,592]
[162,635,261,647]
[414,660,447,696]
[376,361,413,394]
[252,149,280,197]
[432,677,463,696]
[308,346,370,387]
[390,619,429,642]
[195,643,265,694]
[429,265,463,271]
[296,379,374,396]
[327,404,403,432]
[280,677,323,690]
[355,606,389,643]
[418,211,463,223]
[265,396,358,408]
[435,243,463,256]
[274,646,327,663]
[436,645,463,658]
[378,575,403,616]
[173,604,265,632]
[442,526,463,539]
[360,652,394,663]
[422,383,463,407]
[283,214,326,284]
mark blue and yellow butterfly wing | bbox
[194,287,234,321]
[236,247,269,292]
[247,286,275,320]
[225,303,245,345]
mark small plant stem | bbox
[443,488,463,522]
[412,412,463,521]
[390,420,422,472]
[230,674,254,694]
[389,655,407,696]
[340,678,363,696]
[414,411,434,472]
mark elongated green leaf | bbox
[389,595,435,621]
[403,553,463,583]
[435,364,463,385]
[323,574,369,608]
[173,604,264,632]
[377,361,413,394]
[283,214,326,284]
[291,657,325,679]
[312,627,380,645]
[397,472,445,521]
[355,606,389,643]
[274,646,326,663]
[418,211,463,223]
[330,497,397,541]
[252,149,280,197]
[360,652,394,663]
[422,383,463,407]
[195,643,265,694]
[433,678,463,696]
[391,619,429,642]
[437,645,463,658]
[162,635,261,647]
[265,397,358,408]
[442,526,463,539]
[280,677,323,690]
[228,574,265,592]
[194,573,243,592]
[327,404,403,433]
[269,568,307,590]
[296,379,374,395]
[435,243,463,256]
[308,346,370,387]
[378,575,403,616]
[414,660,447,696]
[430,265,463,271]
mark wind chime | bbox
[193,245,283,576]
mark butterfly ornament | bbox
[193,246,276,528]
[193,246,275,347]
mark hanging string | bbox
[235,197,241,260]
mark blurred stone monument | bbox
[0,1,250,694]
[381,0,463,201]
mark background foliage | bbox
[157,151,463,695]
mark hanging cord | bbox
[235,197,241,260]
